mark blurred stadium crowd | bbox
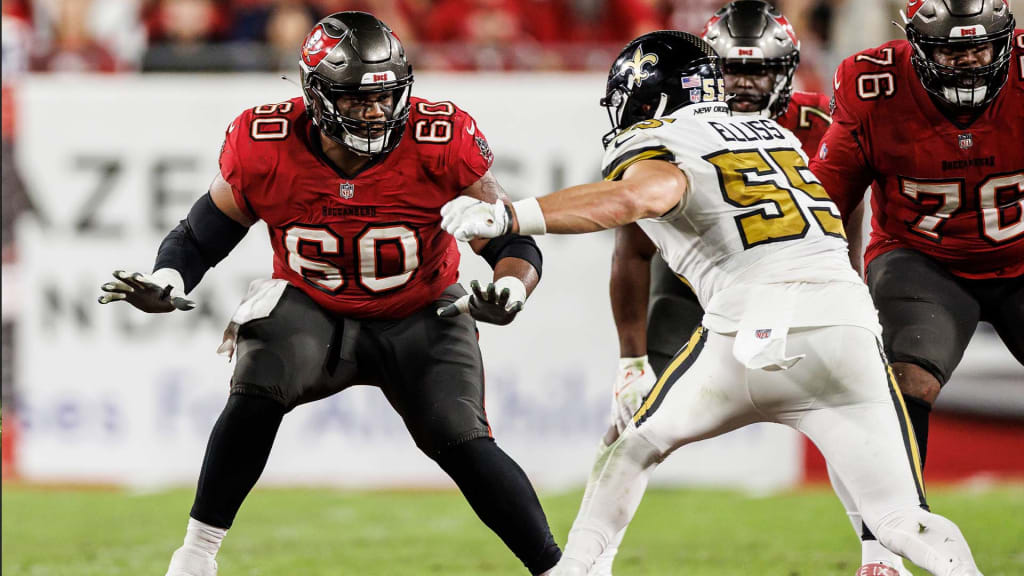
[0,0,907,80]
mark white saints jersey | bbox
[602,103,881,338]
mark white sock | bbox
[828,464,908,571]
[588,527,624,576]
[586,439,626,576]
[862,538,908,570]
[563,429,661,570]
[827,464,864,535]
[181,518,227,559]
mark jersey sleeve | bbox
[601,124,674,182]
[218,108,258,221]
[439,106,495,191]
[808,59,874,223]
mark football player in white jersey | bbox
[438,31,984,576]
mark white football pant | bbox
[559,325,980,576]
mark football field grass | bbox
[2,484,1022,575]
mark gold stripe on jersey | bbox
[603,146,675,181]
[675,274,694,292]
[633,326,708,426]
[886,362,928,509]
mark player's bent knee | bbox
[228,383,291,409]
[417,425,492,460]
[892,362,941,405]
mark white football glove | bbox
[611,356,657,435]
[440,196,510,242]
[98,269,196,313]
[436,276,526,326]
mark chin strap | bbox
[653,93,669,118]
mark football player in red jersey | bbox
[98,12,561,576]
[811,0,1022,573]
[593,3,833,572]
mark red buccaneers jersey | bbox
[810,34,1024,279]
[775,90,832,156]
[219,96,493,318]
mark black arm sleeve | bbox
[478,234,543,278]
[154,193,249,293]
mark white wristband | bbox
[151,268,186,295]
[494,275,527,309]
[511,197,547,236]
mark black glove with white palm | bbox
[98,269,196,313]
[436,277,527,326]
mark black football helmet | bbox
[600,31,726,146]
[298,12,414,156]
[905,0,1015,109]
[702,0,801,118]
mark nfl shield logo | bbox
[755,328,772,340]
[689,88,703,103]
[958,133,973,150]
[339,182,355,199]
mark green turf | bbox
[2,484,1022,575]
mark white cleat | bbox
[165,547,217,576]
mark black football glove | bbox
[436,278,526,326]
[98,269,196,313]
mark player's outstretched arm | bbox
[438,171,542,325]
[526,159,686,234]
[98,172,256,313]
[441,159,687,241]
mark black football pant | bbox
[867,248,1024,466]
[189,285,560,574]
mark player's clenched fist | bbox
[441,196,510,241]
[437,277,526,325]
[98,269,196,313]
